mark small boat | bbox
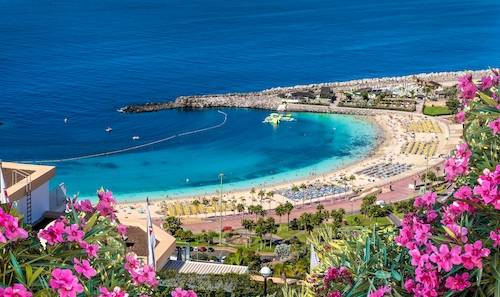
[132,136,140,140]
[64,117,68,123]
[105,127,113,132]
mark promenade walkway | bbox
[179,174,421,232]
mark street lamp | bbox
[218,173,224,245]
[260,266,272,296]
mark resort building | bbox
[119,214,177,269]
[1,162,65,226]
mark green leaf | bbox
[83,212,99,233]
[478,92,497,107]
[391,269,402,281]
[9,251,26,284]
[374,270,391,279]
[29,267,44,287]
[364,236,371,262]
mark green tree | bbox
[163,216,182,235]
[275,204,286,223]
[248,204,266,220]
[236,203,245,214]
[360,194,377,216]
[446,97,460,114]
[283,201,294,226]
[241,218,255,232]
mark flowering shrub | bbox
[284,71,499,297]
[304,226,410,297]
[0,190,159,297]
[398,70,499,296]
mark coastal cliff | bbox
[119,69,489,113]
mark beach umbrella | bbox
[0,162,9,204]
[146,197,156,270]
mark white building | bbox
[1,162,65,225]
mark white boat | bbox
[132,136,140,140]
[105,127,113,132]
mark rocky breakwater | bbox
[119,92,281,113]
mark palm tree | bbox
[275,204,286,223]
[283,202,294,226]
[258,189,266,203]
[236,203,245,215]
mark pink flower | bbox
[473,168,499,209]
[0,209,28,243]
[80,241,100,258]
[49,268,84,297]
[96,190,117,220]
[429,244,462,272]
[414,191,437,209]
[480,74,499,91]
[98,287,129,297]
[0,283,33,297]
[446,223,468,243]
[403,279,415,293]
[38,221,66,245]
[409,248,429,267]
[368,286,391,297]
[117,224,127,238]
[65,224,84,243]
[455,143,472,160]
[74,199,94,213]
[444,157,469,181]
[490,229,500,248]
[124,253,141,272]
[171,288,197,297]
[73,258,97,279]
[462,240,490,270]
[455,111,465,123]
[327,292,342,297]
[445,273,471,291]
[488,118,500,135]
[457,74,477,104]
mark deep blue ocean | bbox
[1,0,499,200]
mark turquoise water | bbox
[1,0,498,200]
[51,109,377,200]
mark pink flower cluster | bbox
[444,143,471,181]
[73,258,97,279]
[49,268,84,297]
[0,284,32,297]
[96,190,117,221]
[473,166,500,210]
[124,253,158,287]
[399,167,497,295]
[171,288,197,297]
[0,207,28,243]
[368,286,390,297]
[457,74,477,105]
[489,118,500,135]
[323,266,351,287]
[98,287,129,297]
[38,218,86,245]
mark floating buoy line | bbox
[17,110,227,164]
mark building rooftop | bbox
[1,162,55,202]
[163,260,249,275]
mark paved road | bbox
[179,174,421,232]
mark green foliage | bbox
[360,195,377,215]
[224,247,261,270]
[305,226,411,297]
[163,216,182,235]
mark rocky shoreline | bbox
[118,69,490,114]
